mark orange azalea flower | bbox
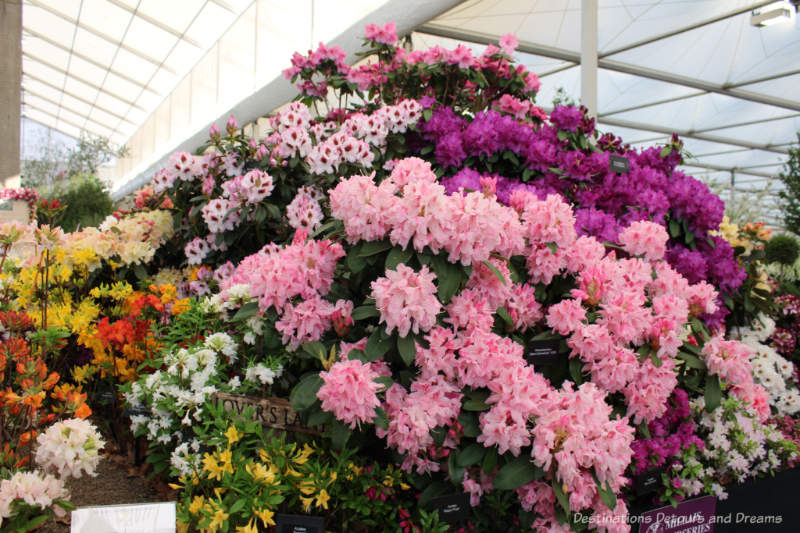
[75,402,92,419]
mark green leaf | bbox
[365,328,393,361]
[724,295,735,310]
[545,242,558,254]
[592,471,618,510]
[351,304,379,321]
[385,246,414,270]
[482,260,507,285]
[432,255,463,304]
[463,399,490,411]
[254,206,266,224]
[290,374,323,411]
[373,406,389,430]
[456,443,485,467]
[496,306,513,326]
[557,130,569,142]
[660,146,673,158]
[25,514,51,531]
[134,263,147,280]
[684,229,696,246]
[229,498,246,515]
[669,219,680,238]
[347,349,368,363]
[704,374,722,413]
[330,420,352,449]
[307,409,333,426]
[482,447,498,474]
[419,481,450,508]
[448,451,465,486]
[346,245,367,273]
[310,219,341,239]
[359,240,393,257]
[677,350,706,370]
[458,411,480,438]
[552,477,570,515]
[638,421,651,439]
[569,358,584,384]
[397,334,417,366]
[494,457,541,490]
[232,301,260,321]
[374,375,393,391]
[301,341,326,360]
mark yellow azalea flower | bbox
[329,471,337,483]
[300,496,314,512]
[316,489,330,510]
[254,508,275,528]
[235,519,258,533]
[400,482,410,490]
[177,521,189,533]
[219,448,233,469]
[298,481,316,496]
[172,298,191,315]
[208,507,228,532]
[189,496,204,515]
[293,443,313,465]
[246,462,277,485]
[225,425,242,445]
[71,364,97,385]
[202,453,224,481]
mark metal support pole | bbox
[581,0,598,118]
[0,0,22,187]
[730,170,735,207]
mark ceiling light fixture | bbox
[750,1,797,26]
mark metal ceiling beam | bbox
[726,68,800,89]
[598,117,789,155]
[599,1,776,58]
[23,52,147,111]
[22,72,137,125]
[22,90,123,132]
[22,103,114,139]
[680,160,777,180]
[26,0,177,75]
[22,27,160,95]
[105,0,203,48]
[210,0,238,14]
[417,24,800,113]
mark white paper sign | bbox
[71,502,176,533]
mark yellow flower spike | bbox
[225,425,242,445]
[254,508,275,528]
[316,489,330,510]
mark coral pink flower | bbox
[318,359,381,428]
[371,264,441,337]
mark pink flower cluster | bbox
[286,187,323,232]
[220,169,275,205]
[330,158,524,265]
[317,359,382,428]
[221,230,352,349]
[153,151,212,193]
[371,264,441,337]
[618,220,668,261]
[702,335,771,421]
[364,21,397,45]
[0,471,69,521]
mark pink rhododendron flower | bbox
[371,264,441,337]
[318,359,381,428]
[618,220,668,261]
[287,189,323,232]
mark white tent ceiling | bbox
[19,0,800,225]
[20,0,254,146]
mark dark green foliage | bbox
[778,133,800,233]
[765,234,800,266]
[39,175,113,232]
